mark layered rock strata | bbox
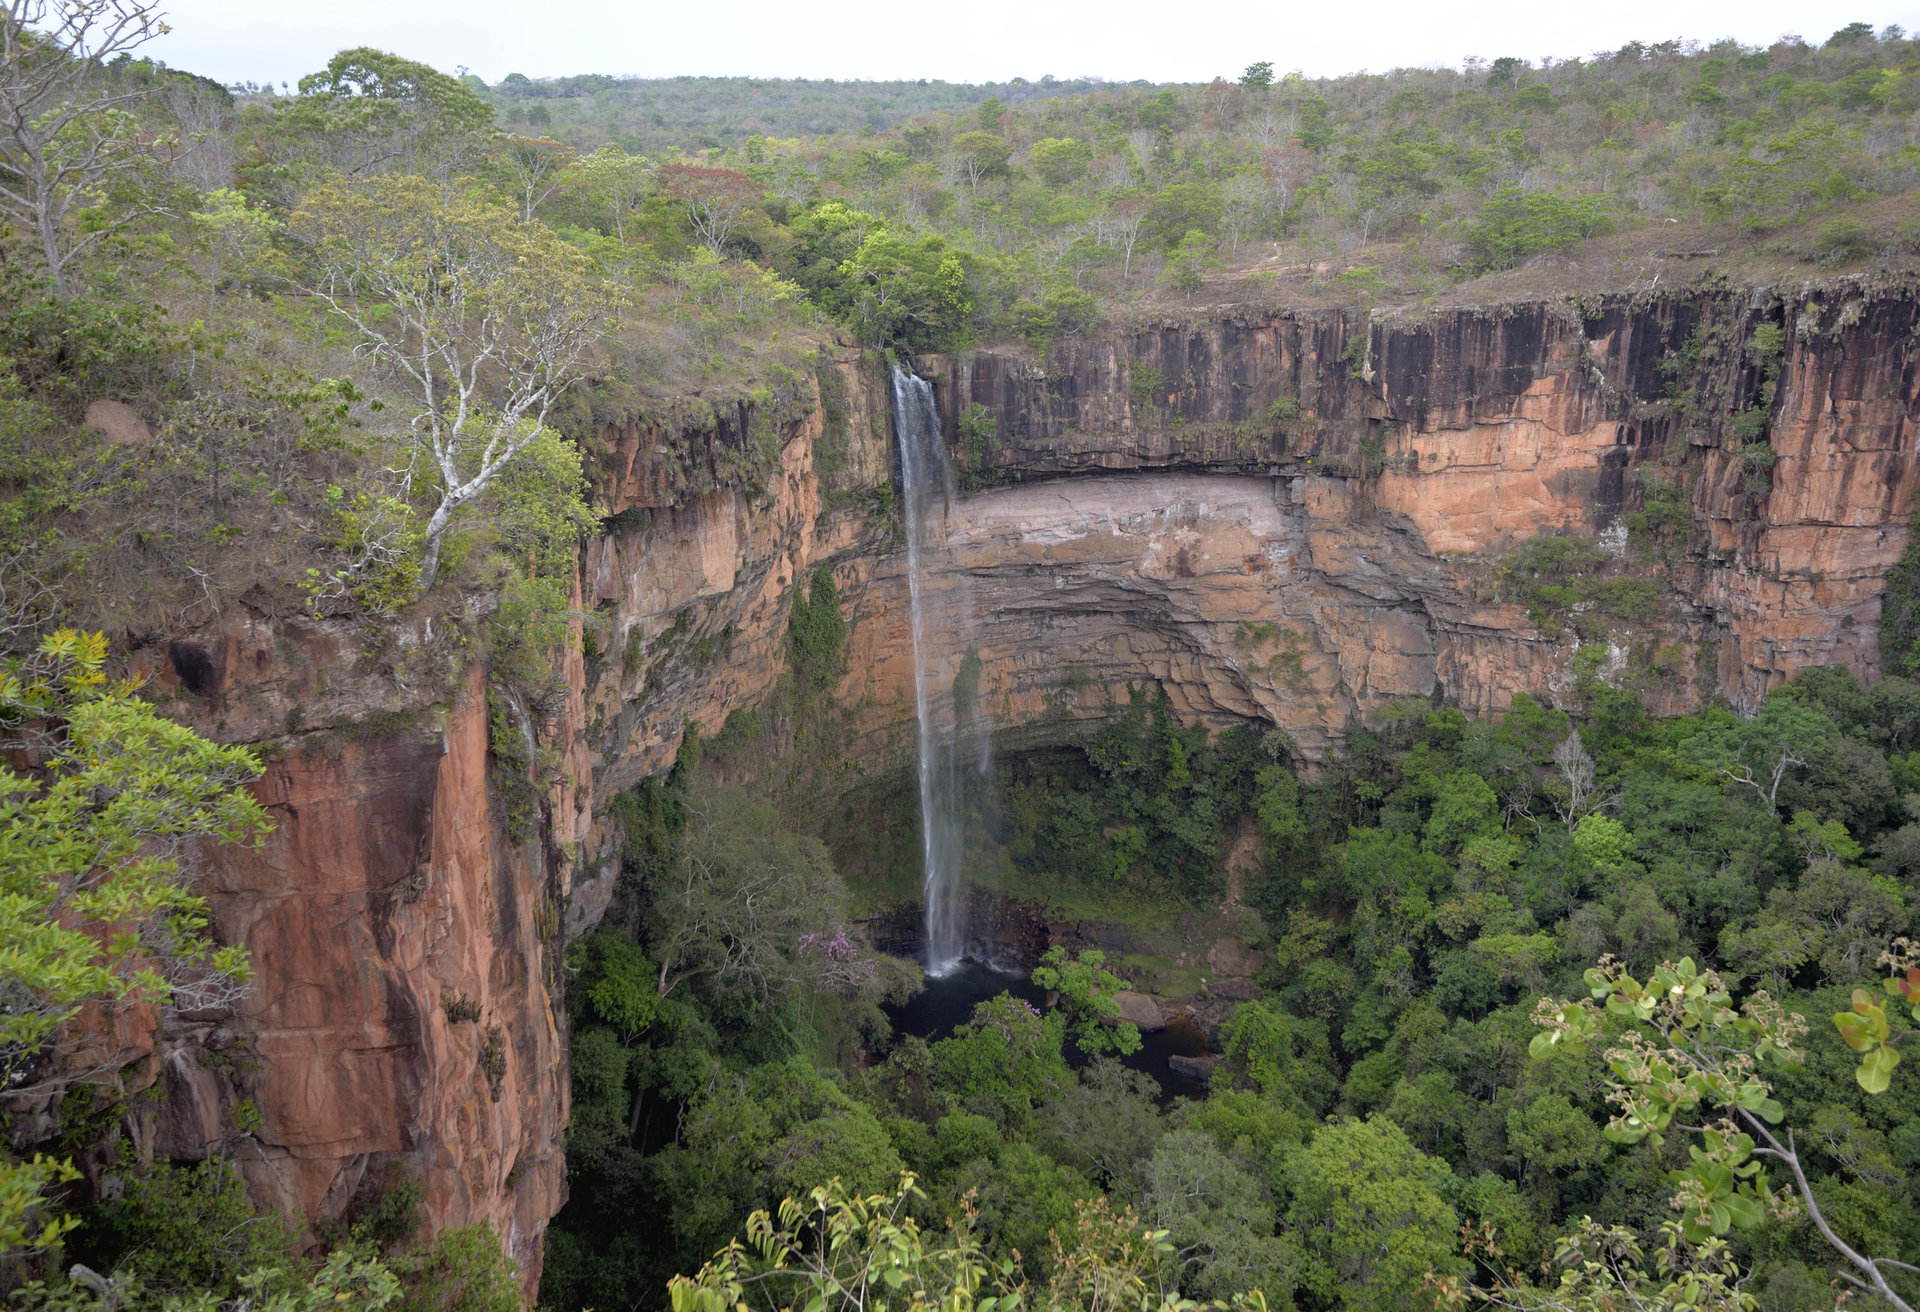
[107,278,1919,1291]
[116,615,580,1293]
[590,285,1918,786]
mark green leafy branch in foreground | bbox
[0,629,270,1270]
[1527,953,1919,1312]
[0,629,268,1092]
[1831,936,1920,1093]
[0,1156,82,1260]
[1430,1216,1761,1312]
[667,1173,1272,1312]
[10,1245,405,1312]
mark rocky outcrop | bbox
[574,280,1919,825]
[903,287,1915,715]
[120,276,1920,1296]
[122,615,578,1294]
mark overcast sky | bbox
[142,0,1920,89]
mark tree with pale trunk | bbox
[571,143,653,241]
[1260,139,1315,217]
[1680,697,1837,813]
[1247,112,1287,149]
[493,133,571,221]
[1202,78,1239,123]
[1549,728,1616,829]
[1221,175,1271,255]
[1103,193,1153,280]
[0,0,173,297]
[947,130,1011,193]
[293,174,617,592]
[659,161,761,252]
[647,786,842,1001]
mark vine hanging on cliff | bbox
[1879,511,1920,677]
[786,564,848,700]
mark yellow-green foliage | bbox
[0,630,267,1089]
[305,485,424,617]
[669,1174,1272,1312]
[0,632,269,1269]
[482,425,596,580]
[292,171,616,592]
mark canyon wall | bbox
[587,280,1918,793]
[906,288,1914,719]
[114,275,1918,1290]
[119,609,583,1290]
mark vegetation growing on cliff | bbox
[0,622,536,1310]
[544,651,1920,1312]
[0,629,259,1259]
[5,5,1920,1312]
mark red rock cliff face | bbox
[123,612,578,1296]
[126,279,1918,1299]
[902,286,1915,718]
[574,282,1919,873]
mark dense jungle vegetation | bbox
[0,2,1918,1312]
[549,654,1920,1312]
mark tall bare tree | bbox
[658,161,761,253]
[0,0,170,296]
[1550,729,1603,828]
[1260,139,1316,217]
[647,785,842,1001]
[1103,194,1153,281]
[294,174,617,591]
[494,133,571,222]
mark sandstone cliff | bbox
[584,278,1916,787]
[118,619,578,1290]
[120,273,1918,1293]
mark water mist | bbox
[890,365,989,975]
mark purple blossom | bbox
[796,925,874,995]
[796,926,861,962]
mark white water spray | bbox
[890,366,985,976]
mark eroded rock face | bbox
[122,279,1918,1296]
[902,289,1915,716]
[589,286,1915,801]
[832,473,1471,758]
[121,621,573,1295]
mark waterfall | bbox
[890,365,984,976]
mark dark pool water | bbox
[883,958,1212,1101]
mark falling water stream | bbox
[883,369,1211,1100]
[890,365,981,976]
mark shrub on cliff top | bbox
[291,172,618,593]
[1460,185,1615,273]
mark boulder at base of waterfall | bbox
[1114,990,1166,1032]
[1169,1053,1222,1080]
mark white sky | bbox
[143,0,1920,89]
